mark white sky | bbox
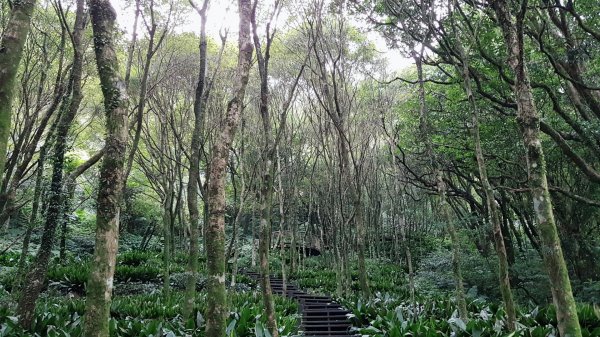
[109,0,412,72]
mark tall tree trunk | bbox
[16,0,85,327]
[490,1,581,336]
[0,0,36,181]
[450,11,517,327]
[397,194,415,308]
[355,195,369,297]
[124,0,140,89]
[184,0,209,320]
[258,158,278,337]
[163,184,173,296]
[230,131,246,287]
[414,51,468,320]
[59,182,76,262]
[204,1,253,337]
[277,148,287,294]
[250,1,305,333]
[16,146,46,275]
[251,208,257,268]
[84,0,129,335]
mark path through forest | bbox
[244,271,358,337]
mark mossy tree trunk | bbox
[204,1,253,337]
[490,1,581,336]
[251,3,279,334]
[84,0,129,335]
[0,0,37,181]
[16,0,86,327]
[184,0,209,320]
[251,1,308,333]
[183,0,208,319]
[450,17,517,328]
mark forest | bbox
[0,0,599,336]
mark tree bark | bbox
[490,1,581,336]
[16,0,85,327]
[414,50,468,320]
[0,0,37,181]
[184,0,209,320]
[451,14,517,328]
[84,0,129,335]
[204,1,253,337]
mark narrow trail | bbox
[244,271,357,337]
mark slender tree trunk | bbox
[355,195,369,297]
[16,0,85,327]
[277,149,287,294]
[124,10,160,181]
[251,208,257,268]
[230,135,246,287]
[490,1,581,335]
[84,0,129,335]
[250,1,305,333]
[59,182,76,262]
[452,25,516,329]
[258,159,279,337]
[124,0,140,89]
[16,146,46,275]
[398,195,415,308]
[204,1,253,337]
[184,0,209,320]
[0,0,36,180]
[163,185,173,296]
[414,51,468,320]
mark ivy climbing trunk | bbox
[16,0,85,327]
[204,1,253,337]
[84,0,129,335]
[0,0,37,181]
[490,1,581,336]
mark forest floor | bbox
[1,231,600,336]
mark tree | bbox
[17,0,86,327]
[0,0,37,182]
[185,0,208,320]
[204,1,253,337]
[489,0,581,335]
[84,0,130,334]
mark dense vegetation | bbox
[1,0,600,336]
